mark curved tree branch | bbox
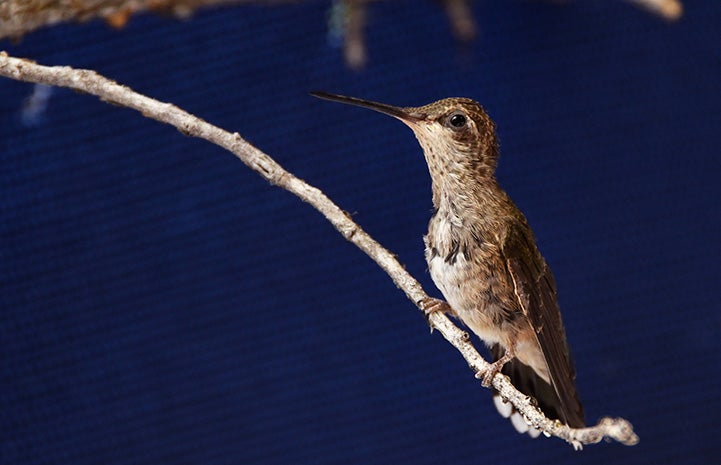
[0,51,638,449]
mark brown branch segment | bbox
[0,51,639,449]
[625,0,683,20]
[0,0,299,40]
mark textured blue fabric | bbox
[1,2,720,464]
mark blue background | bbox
[1,2,720,464]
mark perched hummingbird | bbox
[311,91,585,436]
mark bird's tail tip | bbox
[493,393,542,438]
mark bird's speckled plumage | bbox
[311,92,585,434]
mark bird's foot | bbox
[418,297,454,332]
[419,297,452,316]
[475,351,514,387]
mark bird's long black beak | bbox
[310,91,424,124]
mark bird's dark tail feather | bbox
[490,345,585,437]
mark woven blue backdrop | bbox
[1,2,720,464]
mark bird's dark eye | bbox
[448,113,467,128]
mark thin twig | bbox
[0,51,638,449]
[343,0,367,69]
[624,0,683,21]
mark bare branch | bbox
[0,0,302,40]
[624,0,683,21]
[441,0,477,43]
[0,51,638,449]
[342,0,368,70]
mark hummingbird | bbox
[311,91,585,436]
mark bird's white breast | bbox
[425,218,508,347]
